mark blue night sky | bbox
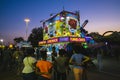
[0,0,120,44]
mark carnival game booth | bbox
[39,10,90,60]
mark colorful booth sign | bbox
[70,37,85,42]
[39,37,86,45]
[43,10,81,40]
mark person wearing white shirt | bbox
[22,47,37,80]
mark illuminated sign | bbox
[47,38,58,44]
[39,41,46,45]
[59,37,69,42]
[43,10,80,40]
[85,36,92,42]
[70,37,85,42]
[39,37,86,46]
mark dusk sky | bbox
[0,0,120,44]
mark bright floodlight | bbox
[24,18,30,23]
[61,17,65,20]
[0,39,3,42]
[66,16,70,19]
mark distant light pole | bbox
[0,39,3,45]
[24,18,30,40]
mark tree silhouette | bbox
[28,27,43,47]
[14,37,24,43]
[89,32,102,42]
[103,31,120,45]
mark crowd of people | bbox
[0,43,118,80]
